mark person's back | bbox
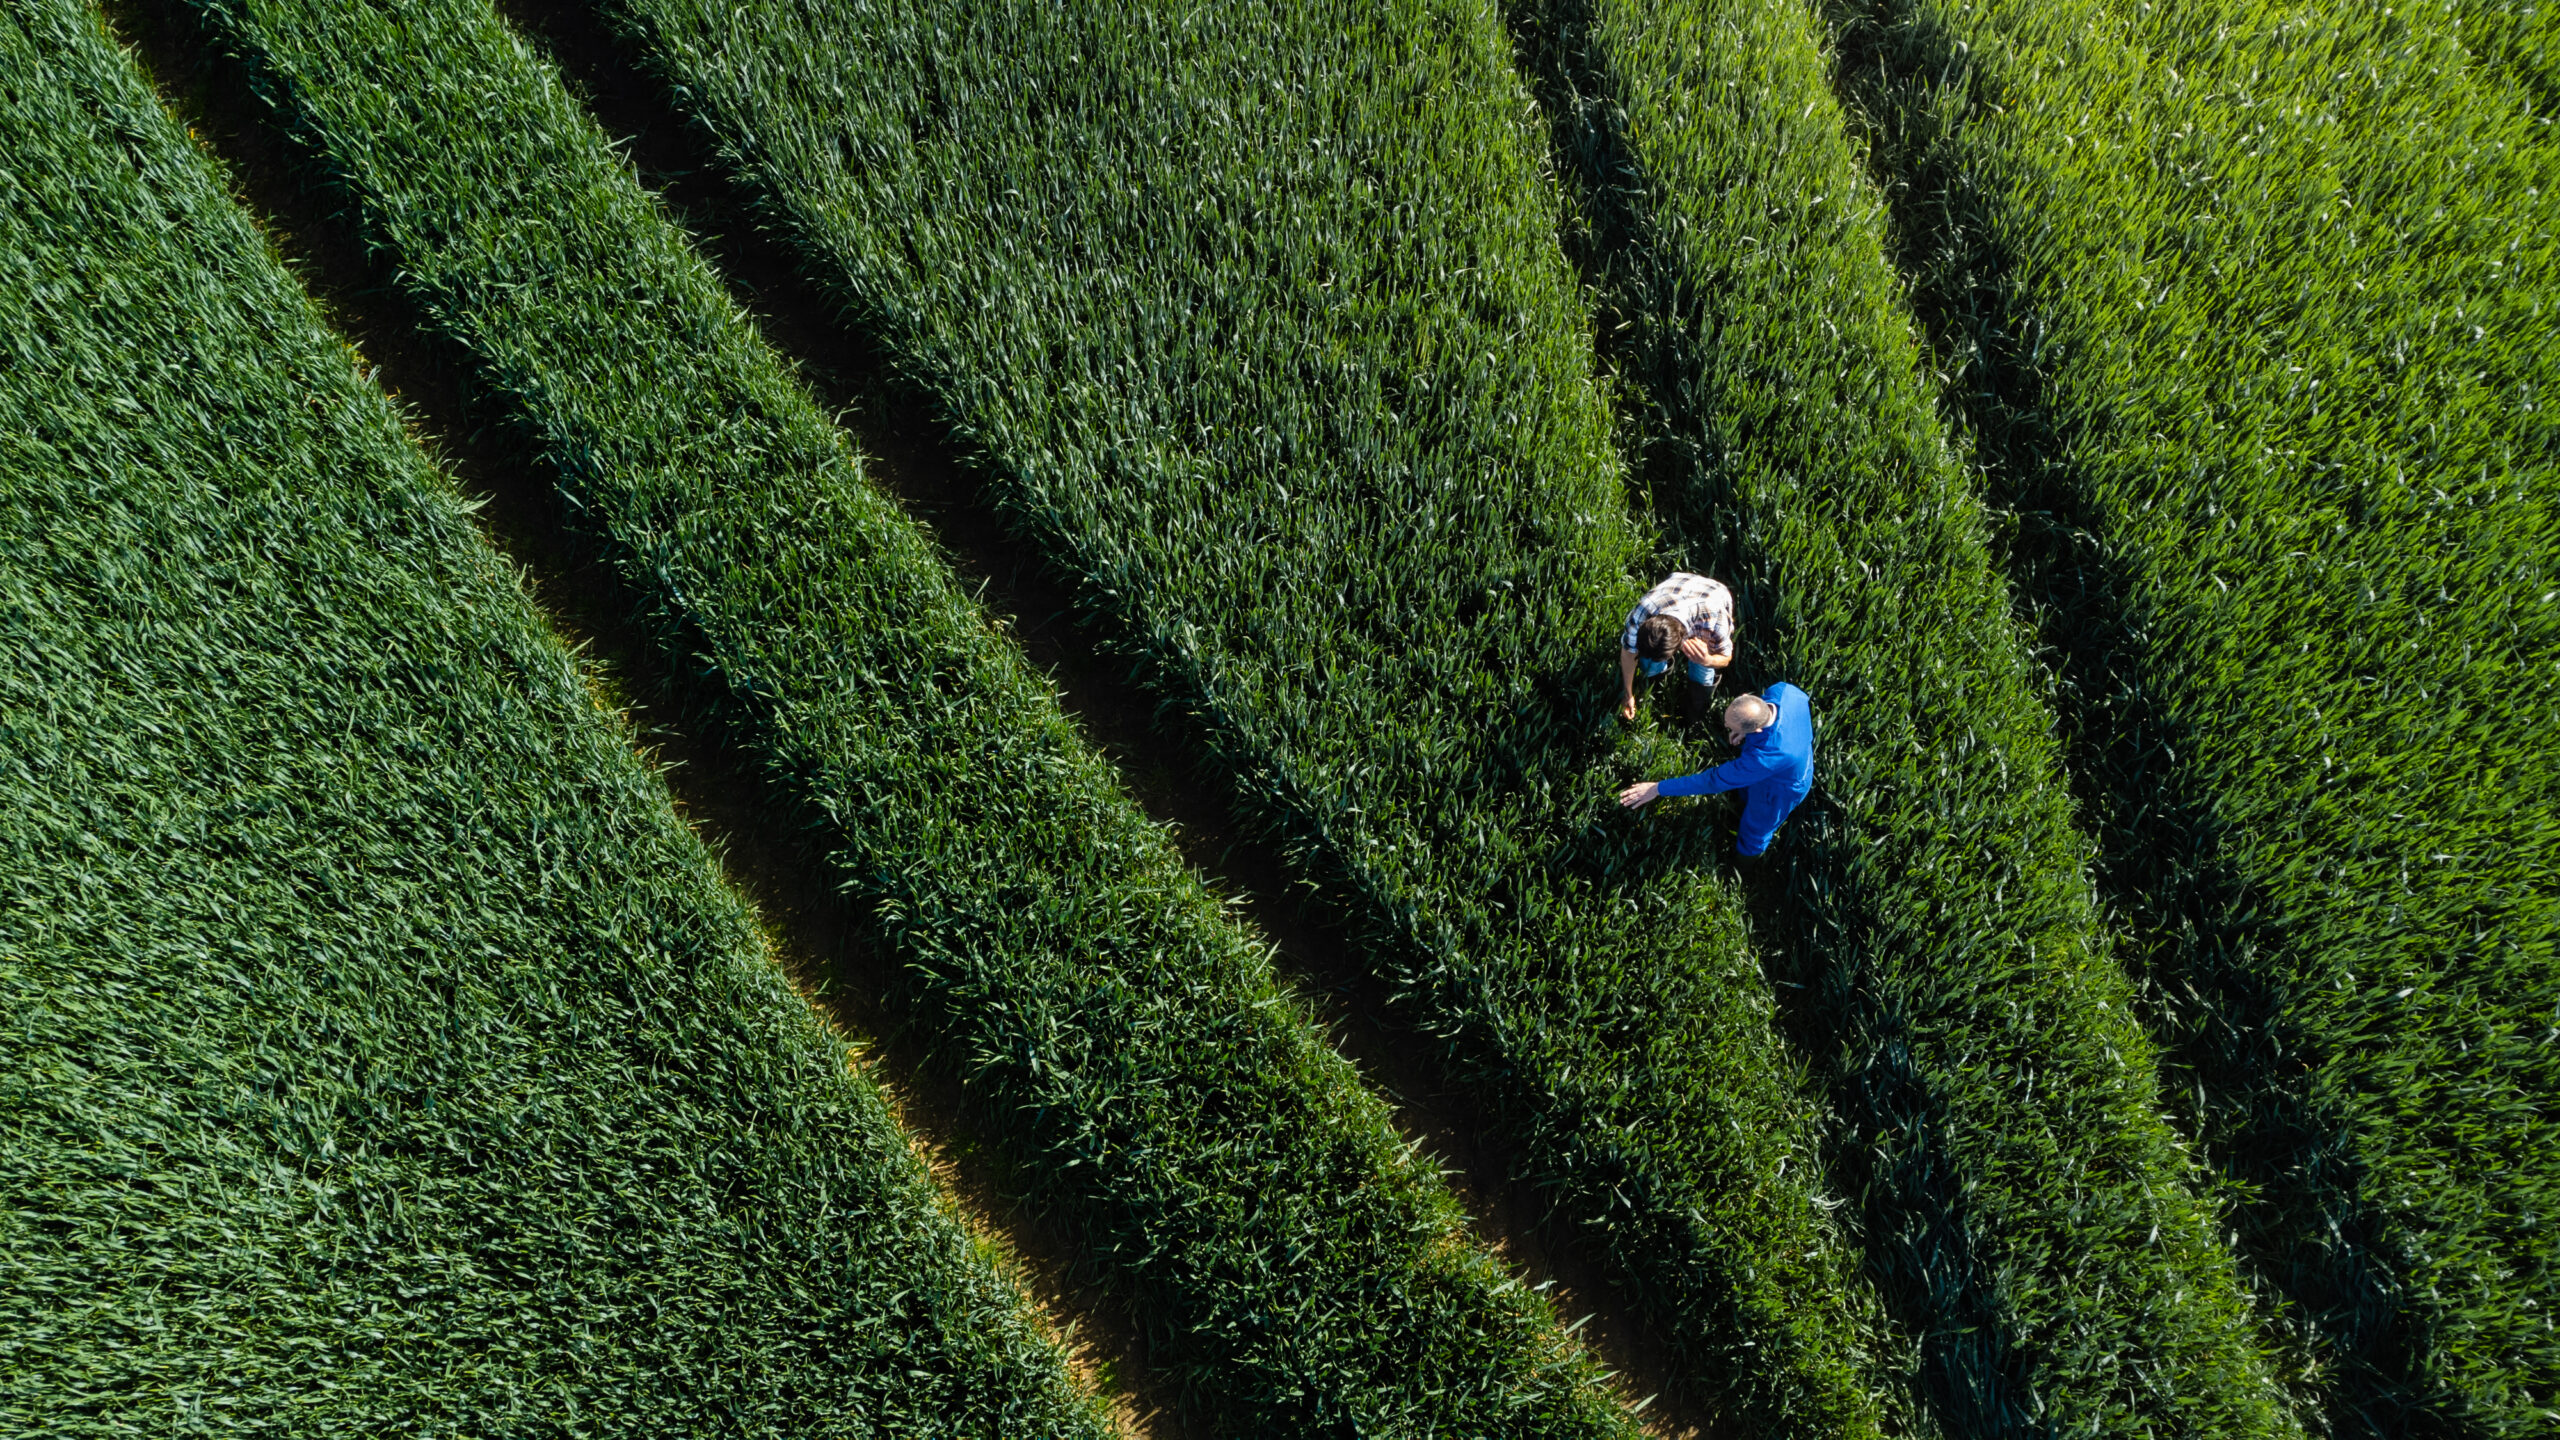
[1754,683,1814,800]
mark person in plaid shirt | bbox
[1617,572,1736,723]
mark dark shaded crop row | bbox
[156,0,1653,1431]
[0,5,1102,1433]
[1503,0,2302,1434]
[570,0,1906,1429]
[1822,0,2560,1430]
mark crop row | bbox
[1504,0,2301,1434]
[156,0,1657,1430]
[575,0,1903,1429]
[0,4,1103,1433]
[1823,0,2560,1430]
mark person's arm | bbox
[1622,743,1781,810]
[1618,647,1641,721]
[1660,745,1781,798]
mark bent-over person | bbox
[1618,571,1736,723]
[1619,685,1814,857]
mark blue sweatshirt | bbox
[1658,682,1814,855]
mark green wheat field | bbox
[3,0,2550,1435]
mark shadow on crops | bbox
[1813,0,2417,1431]
[101,3,1186,1433]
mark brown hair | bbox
[1636,612,1687,661]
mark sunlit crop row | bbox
[0,5,1101,1431]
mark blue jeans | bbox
[1640,657,1715,686]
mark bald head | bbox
[1723,694,1776,745]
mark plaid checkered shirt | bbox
[1620,572,1735,654]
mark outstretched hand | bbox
[1618,695,1639,723]
[1618,780,1661,810]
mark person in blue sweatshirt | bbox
[1617,684,1814,857]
